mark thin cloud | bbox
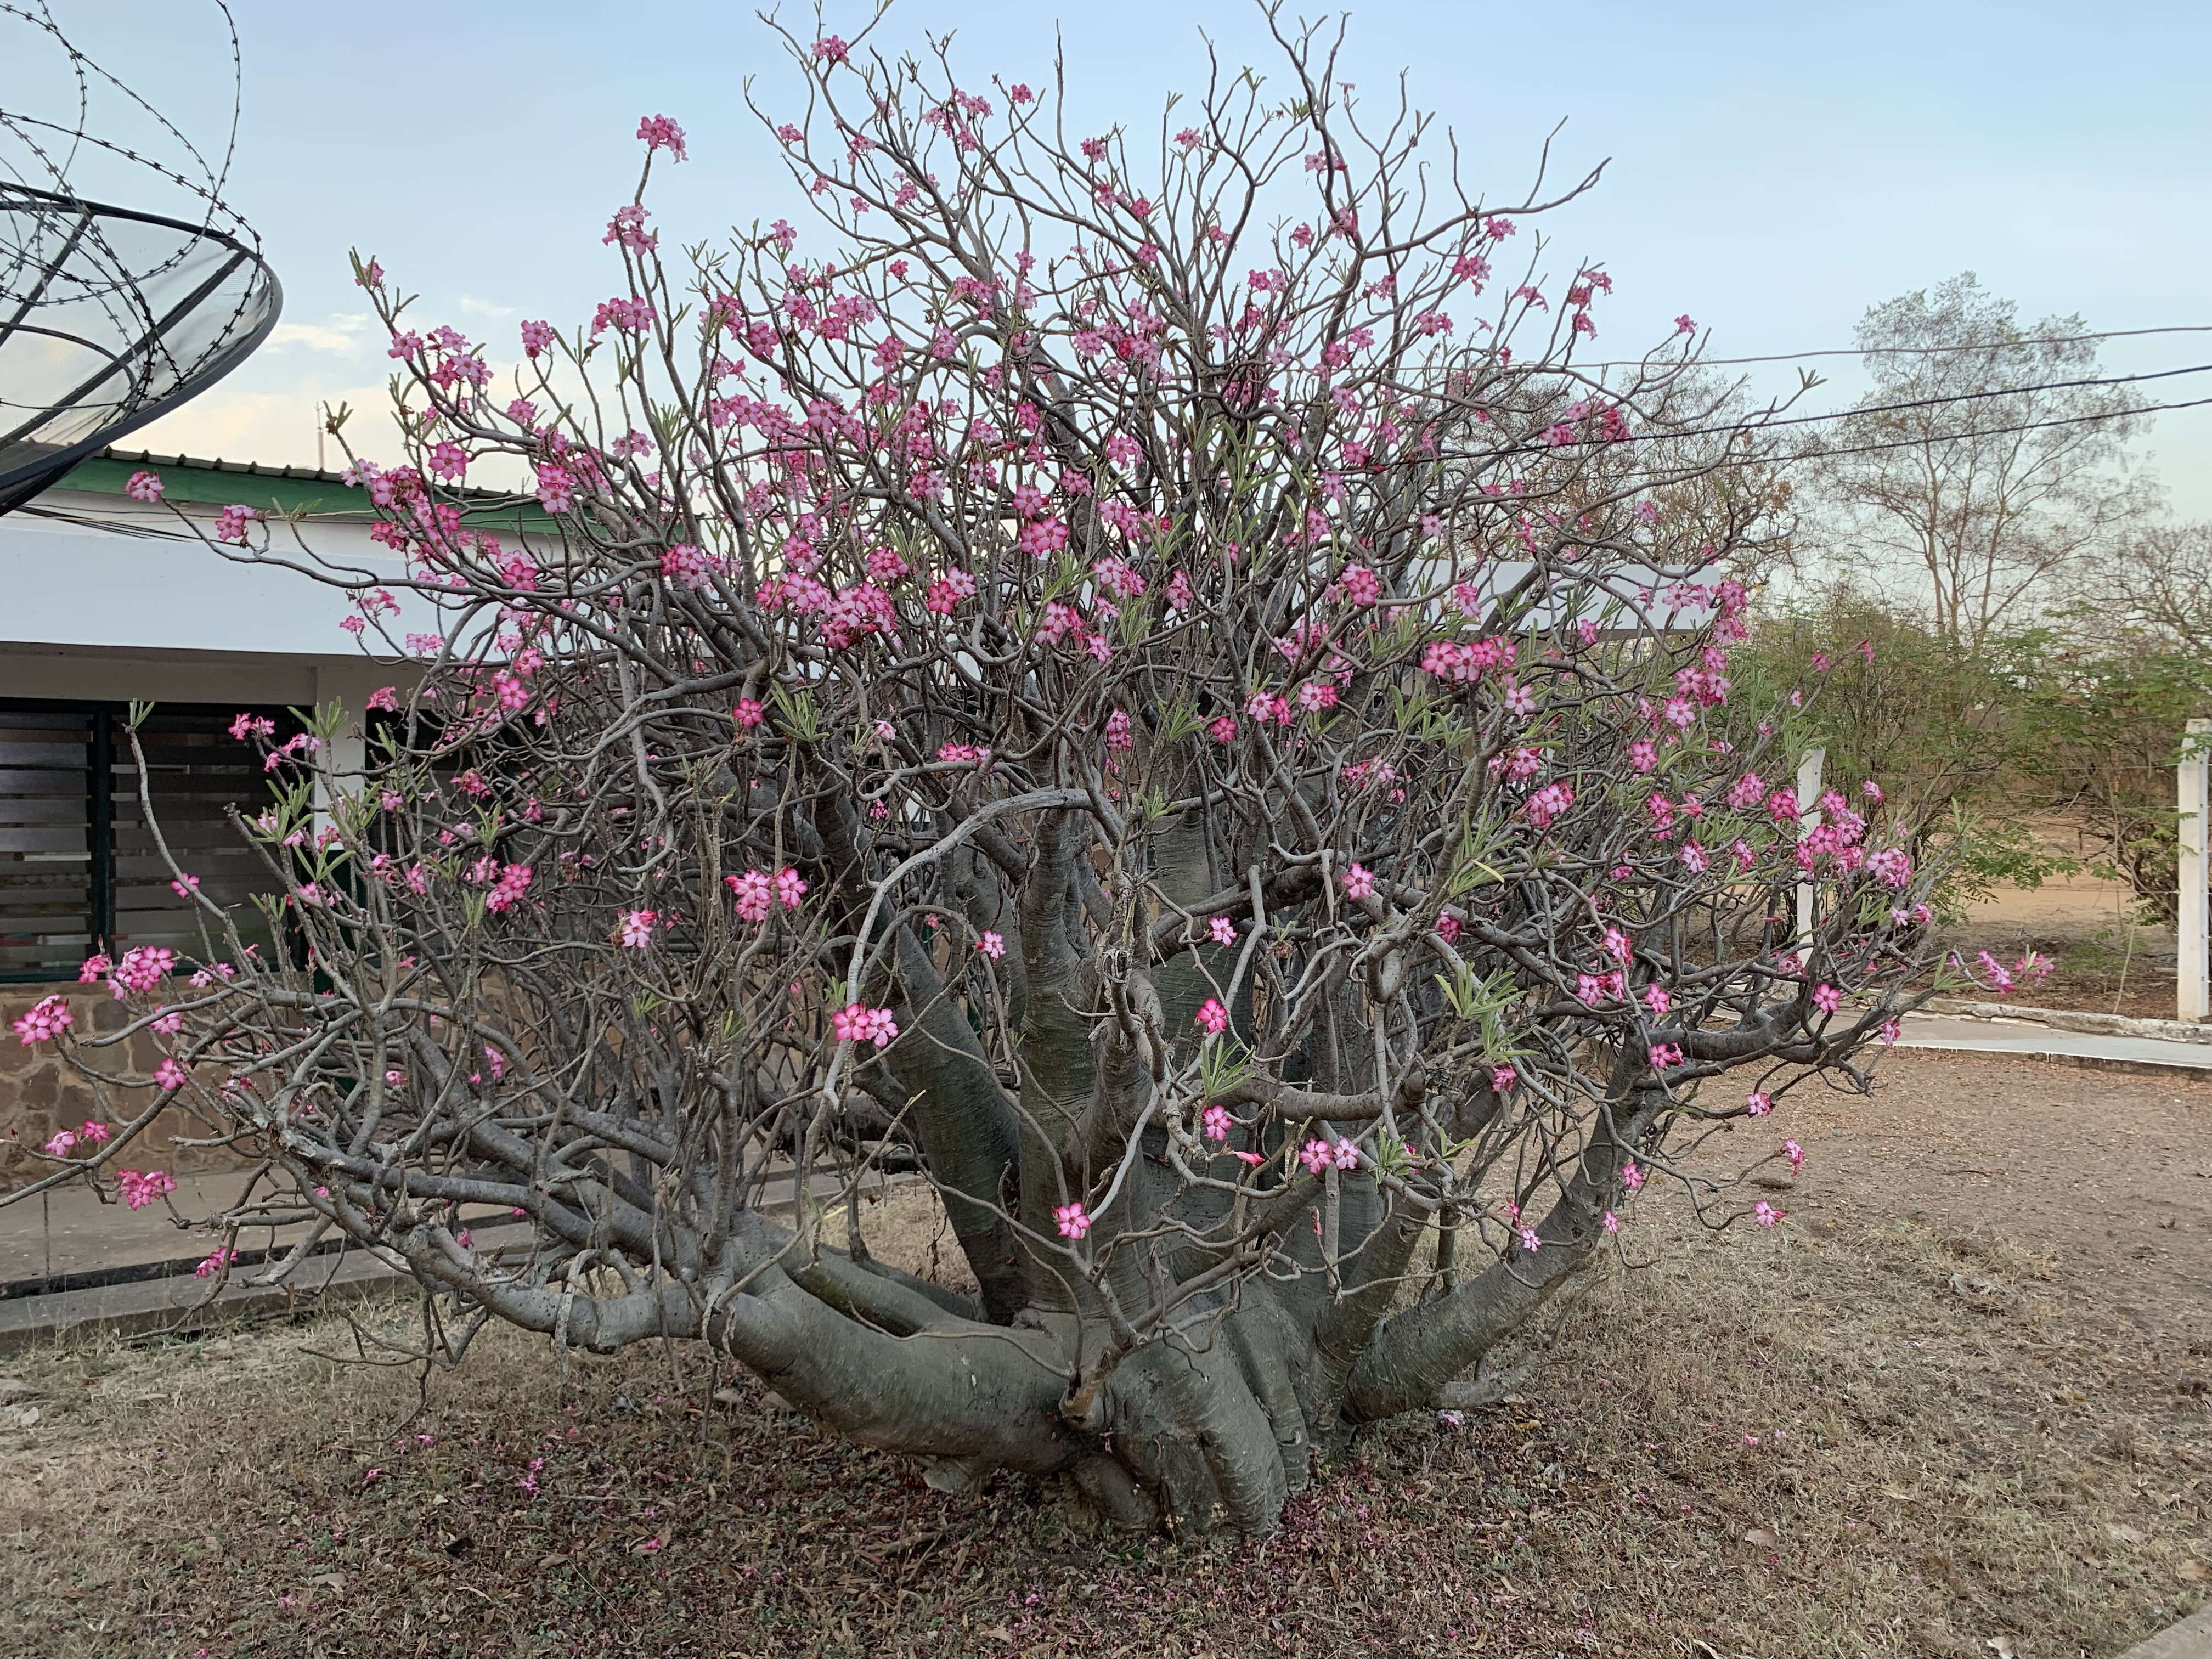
[266,314,374,355]
[459,293,520,321]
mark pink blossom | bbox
[1783,1138,1804,1172]
[125,470,165,503]
[1519,1227,1542,1254]
[1341,863,1374,901]
[636,114,688,161]
[78,1119,110,1144]
[153,1056,188,1092]
[116,1169,177,1210]
[618,909,658,949]
[775,867,808,909]
[977,930,1006,960]
[194,1247,237,1279]
[1053,1201,1091,1240]
[726,870,772,922]
[1209,917,1238,947]
[1745,1091,1773,1116]
[1812,983,1842,1014]
[1753,1200,1784,1227]
[1195,997,1229,1036]
[832,1003,899,1048]
[1490,1062,1517,1094]
[733,698,765,730]
[43,1130,77,1157]
[213,504,257,545]
[13,994,72,1045]
[1299,1138,1334,1176]
[1602,1211,1621,1234]
[1201,1104,1231,1141]
[1622,1160,1644,1191]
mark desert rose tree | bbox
[12,10,1944,1534]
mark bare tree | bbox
[7,11,1949,1536]
[1807,273,2152,647]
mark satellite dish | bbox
[0,3,281,514]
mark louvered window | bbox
[0,701,288,983]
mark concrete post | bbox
[2182,718,2210,1023]
[1795,746,1826,951]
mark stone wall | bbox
[0,984,242,1190]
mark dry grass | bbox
[1,1077,2207,1658]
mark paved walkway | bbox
[1899,1012,2212,1076]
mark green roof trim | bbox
[57,448,560,533]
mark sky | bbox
[14,0,2212,515]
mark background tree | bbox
[8,12,1950,1537]
[1805,273,2153,648]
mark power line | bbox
[1576,323,2212,371]
[1772,393,2212,463]
[1687,361,2207,443]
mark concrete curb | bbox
[2114,1600,2212,1659]
[1926,997,2212,1047]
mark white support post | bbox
[2182,717,2210,1023]
[1795,746,1825,953]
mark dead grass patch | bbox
[0,1085,2205,1658]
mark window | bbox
[0,701,289,982]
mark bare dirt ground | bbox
[0,1049,2205,1659]
[1942,821,2185,1020]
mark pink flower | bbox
[1783,1138,1804,1172]
[1644,984,1672,1017]
[1753,1200,1784,1227]
[116,1169,177,1211]
[12,995,72,1046]
[1053,1201,1091,1240]
[1299,1138,1334,1176]
[832,1003,900,1048]
[1519,1227,1542,1254]
[80,1119,110,1144]
[77,952,112,983]
[1602,1210,1621,1234]
[43,1130,77,1157]
[1745,1091,1773,1116]
[636,114,689,161]
[977,930,1006,960]
[125,470,165,503]
[194,1247,236,1279]
[1525,782,1574,830]
[1490,1062,1517,1093]
[1201,1104,1231,1142]
[153,1056,188,1092]
[618,909,658,949]
[1879,1018,1901,1046]
[1812,983,1842,1014]
[733,698,765,730]
[1195,998,1228,1036]
[1330,1137,1359,1171]
[775,867,808,909]
[1622,1160,1644,1191]
[214,504,257,544]
[1209,917,1238,947]
[1341,863,1374,901]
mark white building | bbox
[0,445,548,985]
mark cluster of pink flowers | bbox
[41,1119,109,1157]
[1419,636,1515,684]
[194,1246,238,1279]
[108,945,177,995]
[832,1003,899,1048]
[117,1169,178,1211]
[1299,1137,1359,1174]
[13,995,72,1046]
[1525,782,1574,830]
[725,866,809,923]
[483,862,534,912]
